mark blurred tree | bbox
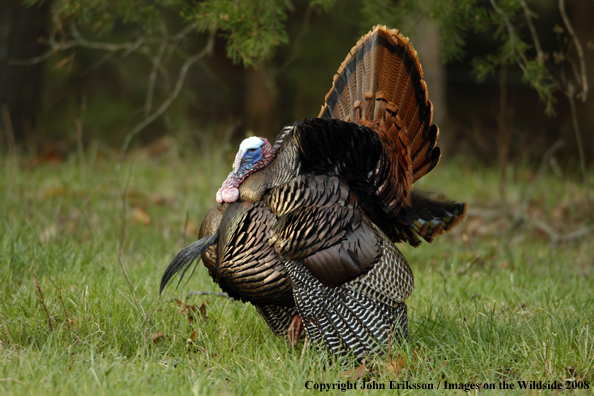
[20,0,341,154]
[9,0,592,174]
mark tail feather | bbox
[413,146,441,183]
[409,102,433,160]
[399,190,467,244]
[160,232,219,294]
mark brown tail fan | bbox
[319,25,439,184]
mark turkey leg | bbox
[287,315,302,347]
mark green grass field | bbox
[1,148,592,395]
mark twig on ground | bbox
[34,270,53,331]
[187,291,230,299]
[507,139,565,231]
[45,274,70,330]
[522,139,565,208]
[470,202,593,245]
[527,216,593,245]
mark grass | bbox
[0,147,592,395]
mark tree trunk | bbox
[0,0,50,144]
[410,21,448,151]
[244,66,277,140]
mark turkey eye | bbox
[248,148,257,152]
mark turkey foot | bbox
[287,315,303,347]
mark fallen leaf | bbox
[552,203,569,221]
[386,356,406,373]
[565,365,577,377]
[39,223,58,243]
[40,186,67,199]
[131,208,151,226]
[499,260,510,269]
[151,332,167,342]
[151,192,168,206]
[190,329,198,341]
[70,318,79,331]
[174,299,208,322]
[126,189,149,208]
[341,364,369,381]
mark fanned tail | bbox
[318,25,465,243]
[319,25,440,186]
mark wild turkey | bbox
[163,175,414,359]
[161,26,466,361]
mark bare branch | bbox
[118,30,216,164]
[70,23,146,53]
[9,46,66,66]
[490,0,528,72]
[559,0,588,101]
[170,22,199,42]
[10,26,71,65]
[10,22,198,66]
[145,42,168,117]
[276,5,313,74]
[8,18,208,169]
[520,0,544,63]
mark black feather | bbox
[159,232,219,294]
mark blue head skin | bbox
[216,136,274,203]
